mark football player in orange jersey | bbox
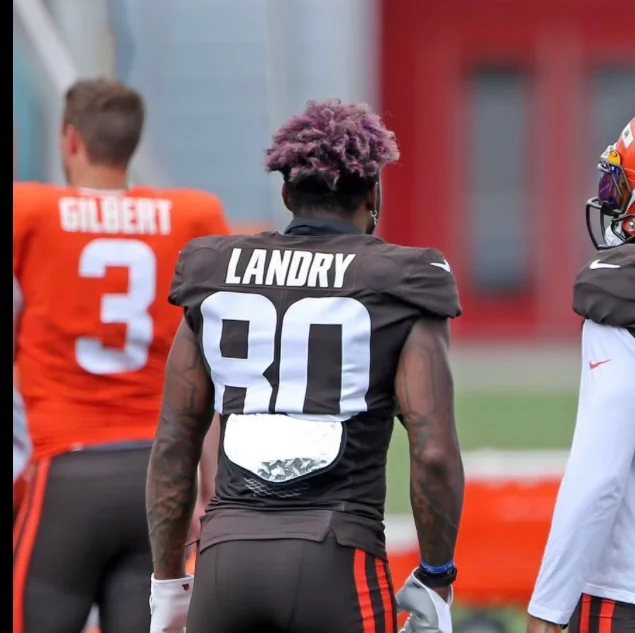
[12,78,229,633]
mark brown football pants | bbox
[186,534,398,633]
[13,446,152,633]
[568,594,635,633]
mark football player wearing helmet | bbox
[146,99,464,633]
[527,119,635,633]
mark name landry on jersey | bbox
[225,248,355,288]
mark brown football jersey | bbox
[169,219,461,557]
[573,244,635,332]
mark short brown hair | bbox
[63,78,145,167]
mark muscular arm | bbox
[395,317,464,566]
[146,318,214,579]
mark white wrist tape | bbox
[149,574,194,633]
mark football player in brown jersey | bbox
[527,119,635,633]
[146,99,465,633]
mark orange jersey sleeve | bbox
[13,183,228,460]
[194,190,231,237]
[13,183,44,281]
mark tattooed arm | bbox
[146,318,214,580]
[395,317,464,571]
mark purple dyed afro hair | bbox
[265,99,400,190]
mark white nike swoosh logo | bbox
[589,259,621,270]
[430,260,451,272]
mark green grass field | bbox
[386,391,578,514]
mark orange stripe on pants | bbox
[579,594,592,633]
[375,558,395,633]
[599,599,616,633]
[13,474,27,523]
[13,479,30,549]
[354,549,376,633]
[13,459,51,633]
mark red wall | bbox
[379,0,635,340]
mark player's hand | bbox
[396,569,453,633]
[526,615,562,633]
[149,574,194,633]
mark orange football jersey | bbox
[13,183,230,460]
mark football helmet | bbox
[586,117,635,249]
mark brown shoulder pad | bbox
[387,246,462,319]
[168,235,224,309]
[573,244,635,329]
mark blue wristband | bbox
[419,560,455,575]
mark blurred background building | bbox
[380,0,635,342]
[12,0,635,625]
[15,0,635,344]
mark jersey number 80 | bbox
[201,291,372,422]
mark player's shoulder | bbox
[14,180,49,195]
[139,186,228,236]
[180,231,259,256]
[169,233,263,307]
[14,181,69,195]
[378,242,456,286]
[138,186,222,209]
[573,244,635,329]
[177,231,276,268]
[381,242,452,268]
[14,182,75,232]
[14,181,64,209]
[376,242,461,319]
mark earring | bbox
[370,209,379,225]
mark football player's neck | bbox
[69,163,129,192]
[296,208,368,233]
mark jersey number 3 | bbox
[76,238,156,375]
[201,291,372,420]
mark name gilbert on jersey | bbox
[225,247,355,288]
[59,196,172,235]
